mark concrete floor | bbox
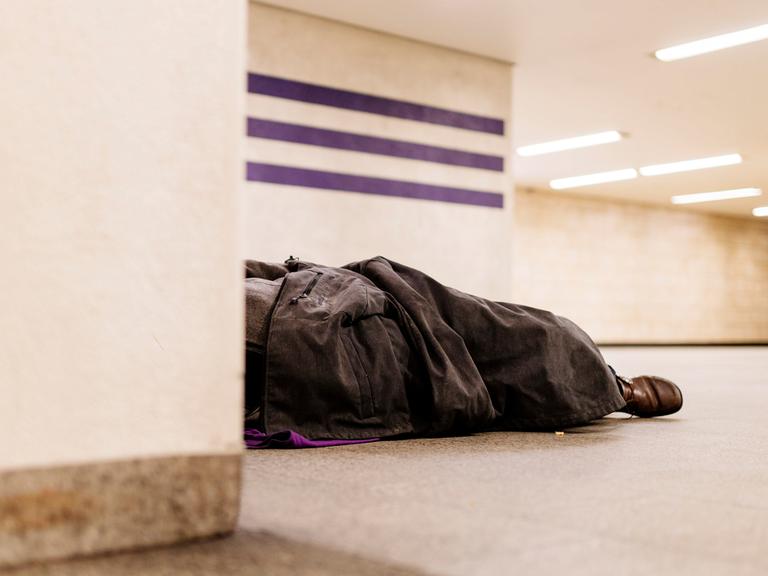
[237,347,768,576]
[6,531,425,576]
[9,347,767,575]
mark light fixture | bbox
[671,188,761,205]
[639,153,742,177]
[517,130,623,157]
[656,23,768,62]
[550,168,638,190]
[753,206,768,217]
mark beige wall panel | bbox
[246,2,514,299]
[513,190,768,343]
[247,4,509,115]
[244,183,513,298]
[0,0,245,470]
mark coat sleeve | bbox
[344,257,497,433]
[345,256,624,431]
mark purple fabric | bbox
[244,428,380,449]
[246,117,504,172]
[247,72,505,135]
[245,162,505,208]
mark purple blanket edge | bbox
[244,428,380,449]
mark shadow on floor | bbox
[2,530,426,576]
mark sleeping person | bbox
[244,256,683,448]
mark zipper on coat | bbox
[289,271,323,304]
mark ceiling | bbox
[260,0,768,218]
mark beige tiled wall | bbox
[513,190,768,343]
[245,3,514,300]
[0,0,244,468]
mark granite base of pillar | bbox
[0,453,242,568]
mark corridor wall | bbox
[245,2,515,300]
[513,189,768,343]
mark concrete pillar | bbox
[0,0,245,566]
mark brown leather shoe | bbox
[617,375,683,417]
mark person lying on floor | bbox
[244,256,683,448]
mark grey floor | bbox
[10,347,767,575]
[237,347,768,576]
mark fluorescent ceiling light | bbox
[671,187,761,205]
[656,23,768,61]
[639,153,742,176]
[517,130,622,157]
[550,168,638,190]
[753,206,768,217]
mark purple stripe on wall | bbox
[247,118,504,172]
[245,162,504,208]
[247,73,505,135]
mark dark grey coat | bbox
[245,256,625,440]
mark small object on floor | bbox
[555,431,565,436]
[617,375,684,417]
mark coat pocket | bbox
[289,271,324,304]
[340,327,376,420]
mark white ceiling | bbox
[260,0,768,218]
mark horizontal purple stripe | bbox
[244,428,379,449]
[248,72,505,135]
[245,162,504,208]
[247,118,504,172]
